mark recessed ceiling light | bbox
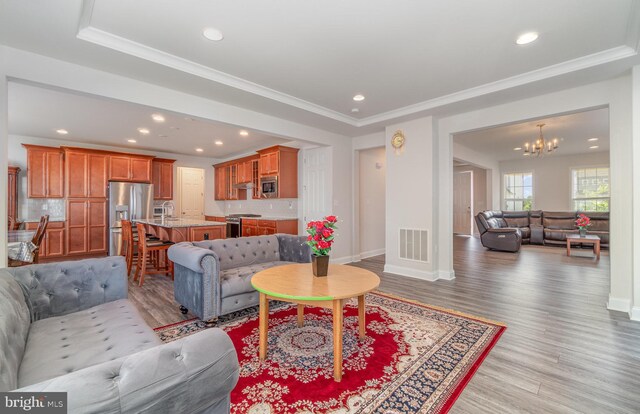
[138,128,150,135]
[196,148,204,152]
[214,140,223,146]
[589,145,599,149]
[56,129,68,135]
[513,147,522,151]
[151,114,165,122]
[353,94,365,102]
[588,138,599,142]
[523,153,530,156]
[127,139,137,143]
[239,130,249,137]
[351,108,360,113]
[203,27,224,41]
[516,32,539,45]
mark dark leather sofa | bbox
[475,210,609,252]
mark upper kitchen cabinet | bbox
[214,165,227,201]
[63,148,108,198]
[152,158,175,200]
[213,155,258,201]
[108,154,153,183]
[23,144,64,198]
[257,145,299,198]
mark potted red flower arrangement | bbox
[305,215,338,276]
[575,213,591,237]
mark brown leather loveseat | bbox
[475,210,609,252]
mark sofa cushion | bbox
[195,235,281,271]
[18,299,160,388]
[543,211,577,230]
[519,227,531,239]
[220,261,297,298]
[0,270,31,392]
[503,211,530,228]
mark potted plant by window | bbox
[576,213,591,237]
[305,216,338,276]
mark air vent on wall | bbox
[399,229,429,263]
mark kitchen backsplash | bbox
[21,198,66,221]
[223,198,298,218]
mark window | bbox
[503,172,533,211]
[572,167,609,212]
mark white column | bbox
[631,65,640,320]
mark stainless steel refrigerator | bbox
[108,182,153,256]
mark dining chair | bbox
[8,214,48,267]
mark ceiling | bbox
[453,108,610,161]
[0,0,639,136]
[8,82,289,158]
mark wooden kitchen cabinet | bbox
[214,155,258,200]
[64,148,108,198]
[26,221,65,258]
[24,145,64,198]
[189,226,225,242]
[8,166,20,225]
[214,166,227,200]
[205,215,227,222]
[152,158,175,200]
[242,218,298,236]
[66,199,107,255]
[108,154,153,183]
[256,146,299,198]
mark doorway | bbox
[302,146,332,223]
[177,167,204,220]
[453,170,473,235]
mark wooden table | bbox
[566,234,601,260]
[251,263,380,382]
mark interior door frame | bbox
[176,166,205,220]
[453,170,474,236]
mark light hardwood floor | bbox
[128,236,640,413]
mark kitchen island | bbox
[135,218,227,243]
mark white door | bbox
[178,167,205,220]
[453,171,473,235]
[303,146,332,223]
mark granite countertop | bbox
[135,218,227,228]
[22,217,66,223]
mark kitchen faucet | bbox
[161,201,175,221]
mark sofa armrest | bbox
[168,242,219,273]
[7,256,128,322]
[276,234,312,263]
[17,328,239,414]
[487,227,520,234]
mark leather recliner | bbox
[475,211,522,252]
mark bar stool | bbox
[121,220,160,277]
[134,222,174,286]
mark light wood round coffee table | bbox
[251,263,380,382]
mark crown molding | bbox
[356,45,637,126]
[76,0,638,129]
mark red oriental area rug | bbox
[155,292,505,413]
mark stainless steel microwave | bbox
[260,176,278,198]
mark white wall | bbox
[499,151,609,211]
[358,147,386,258]
[384,117,437,280]
[7,134,226,217]
[453,141,500,209]
[454,165,487,235]
[631,65,640,321]
[0,54,8,267]
[437,76,634,316]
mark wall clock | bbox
[391,130,405,149]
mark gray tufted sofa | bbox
[168,234,311,322]
[0,256,239,414]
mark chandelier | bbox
[523,124,558,156]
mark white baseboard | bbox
[607,295,631,313]
[359,248,385,260]
[436,270,456,280]
[383,265,456,281]
[630,306,640,321]
[331,256,357,265]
